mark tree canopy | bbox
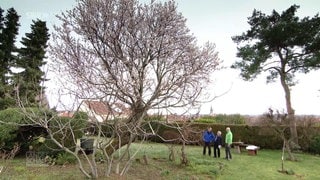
[0,7,20,109]
[231,4,320,145]
[232,5,320,84]
[0,7,49,109]
[15,19,50,106]
[50,0,220,124]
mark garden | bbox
[0,143,319,179]
[1,1,320,179]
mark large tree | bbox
[0,7,20,109]
[15,20,50,106]
[232,5,320,145]
[0,8,4,31]
[50,0,219,150]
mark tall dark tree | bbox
[232,5,320,145]
[15,20,49,106]
[0,8,4,30]
[0,7,20,109]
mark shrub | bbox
[309,135,320,155]
[56,152,77,165]
[144,121,320,151]
[0,108,51,153]
[195,114,246,124]
[44,111,88,152]
[144,114,166,121]
[195,115,216,123]
[98,123,115,137]
[213,114,246,124]
[161,130,181,143]
[35,139,63,157]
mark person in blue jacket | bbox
[203,127,215,156]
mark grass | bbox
[0,143,319,179]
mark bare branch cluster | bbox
[49,0,220,121]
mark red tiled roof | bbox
[84,100,110,115]
[58,111,74,118]
[82,100,131,116]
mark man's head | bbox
[208,127,212,132]
[226,127,230,132]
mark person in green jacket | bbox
[225,127,233,160]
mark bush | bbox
[0,108,51,153]
[309,135,320,155]
[195,115,216,123]
[44,111,88,152]
[98,123,115,137]
[144,121,320,151]
[144,114,166,121]
[56,152,77,165]
[95,150,105,163]
[35,138,64,157]
[195,114,246,124]
[214,114,246,124]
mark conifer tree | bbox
[0,8,4,31]
[15,20,49,106]
[0,7,20,109]
[232,5,320,145]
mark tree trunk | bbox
[105,110,146,155]
[180,141,188,166]
[280,74,298,146]
[105,131,133,155]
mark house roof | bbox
[83,100,110,115]
[79,100,130,116]
[57,111,75,118]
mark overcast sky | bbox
[1,0,320,115]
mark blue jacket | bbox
[203,131,215,143]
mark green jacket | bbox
[225,131,233,145]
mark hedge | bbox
[0,108,88,155]
[144,121,320,151]
[0,108,52,153]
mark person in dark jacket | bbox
[214,131,222,158]
[203,127,215,156]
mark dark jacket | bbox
[203,131,215,143]
[214,136,222,147]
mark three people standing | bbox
[202,127,233,160]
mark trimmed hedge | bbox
[195,114,246,124]
[309,135,320,154]
[145,122,320,151]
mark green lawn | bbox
[0,143,319,179]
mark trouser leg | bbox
[225,145,232,159]
[203,142,210,155]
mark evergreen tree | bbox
[15,20,49,106]
[232,5,320,145]
[0,8,4,31]
[0,7,20,110]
